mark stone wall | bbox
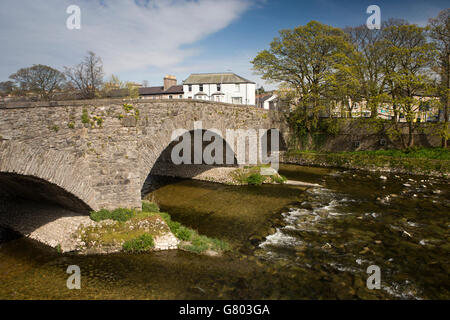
[290,119,446,152]
[0,99,285,211]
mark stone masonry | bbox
[0,99,287,212]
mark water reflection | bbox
[0,164,448,299]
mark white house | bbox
[183,73,256,105]
[258,94,279,110]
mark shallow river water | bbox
[0,165,448,299]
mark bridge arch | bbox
[0,141,96,212]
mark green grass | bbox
[90,208,135,222]
[154,203,230,254]
[342,148,450,160]
[89,201,230,255]
[246,173,265,185]
[286,147,450,176]
[231,165,287,185]
[142,201,160,213]
[270,174,288,184]
[122,234,154,253]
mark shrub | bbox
[175,226,195,241]
[246,173,265,185]
[122,234,154,253]
[90,208,135,222]
[142,201,160,213]
[188,235,210,253]
[271,174,287,184]
[81,109,90,124]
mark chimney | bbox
[164,75,177,91]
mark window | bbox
[235,84,240,92]
[179,95,183,99]
[217,84,221,91]
[232,97,242,104]
[169,95,173,99]
[188,85,192,92]
[199,84,203,92]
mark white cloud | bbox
[0,0,252,80]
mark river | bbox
[0,164,448,299]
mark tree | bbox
[8,64,65,99]
[252,21,354,134]
[64,51,104,99]
[256,86,266,94]
[429,9,450,147]
[0,81,16,97]
[325,47,363,118]
[345,24,387,118]
[102,74,125,97]
[382,23,436,148]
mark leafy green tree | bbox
[345,24,388,118]
[382,23,436,147]
[429,9,450,147]
[252,21,354,134]
[256,86,266,94]
[9,64,65,100]
[325,47,363,118]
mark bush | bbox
[142,201,160,213]
[271,174,287,184]
[175,226,195,241]
[90,208,135,222]
[246,173,265,185]
[122,234,154,253]
[81,109,90,124]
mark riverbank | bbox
[151,163,287,185]
[0,199,229,256]
[282,148,450,177]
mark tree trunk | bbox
[407,119,414,148]
[442,53,449,148]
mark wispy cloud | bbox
[0,0,253,80]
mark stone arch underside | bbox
[138,116,239,188]
[137,112,282,195]
[0,141,96,212]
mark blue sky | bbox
[0,0,448,90]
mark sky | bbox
[0,0,448,90]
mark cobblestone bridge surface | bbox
[0,99,286,211]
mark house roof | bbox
[183,73,255,85]
[259,95,273,103]
[139,85,183,96]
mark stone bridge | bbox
[0,99,287,212]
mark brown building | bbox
[139,75,184,100]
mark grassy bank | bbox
[284,148,450,177]
[83,202,230,255]
[231,165,287,185]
